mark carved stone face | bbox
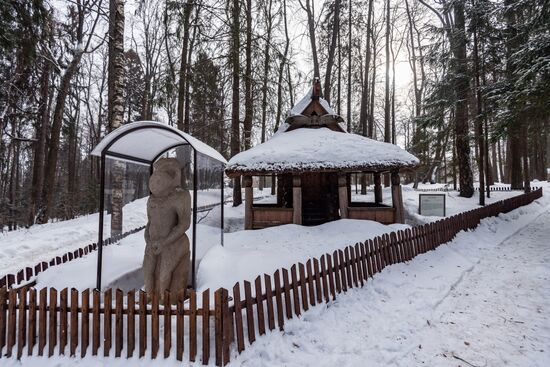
[149,158,181,197]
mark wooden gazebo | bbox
[226,80,419,229]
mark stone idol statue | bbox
[143,158,191,297]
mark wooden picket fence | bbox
[416,186,540,192]
[0,188,543,365]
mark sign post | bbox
[419,194,446,217]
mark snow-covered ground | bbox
[28,184,527,291]
[34,218,408,292]
[402,184,521,223]
[0,188,266,276]
[226,182,550,367]
[196,219,408,293]
[0,198,148,276]
[3,182,531,289]
[353,182,522,224]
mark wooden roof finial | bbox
[312,77,321,100]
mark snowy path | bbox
[229,199,550,366]
[410,209,550,366]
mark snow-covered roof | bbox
[289,87,336,116]
[226,127,419,177]
[91,121,227,165]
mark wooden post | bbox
[338,174,348,219]
[201,290,210,364]
[28,288,36,356]
[214,289,223,367]
[189,291,197,362]
[232,283,245,353]
[292,176,302,225]
[244,176,253,230]
[222,289,231,366]
[374,172,383,203]
[391,171,405,223]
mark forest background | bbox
[0,0,548,231]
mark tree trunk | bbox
[546,119,550,181]
[522,122,530,192]
[346,0,352,131]
[498,138,505,183]
[359,0,373,138]
[324,0,341,104]
[383,0,391,188]
[67,115,78,219]
[141,76,151,120]
[472,7,485,205]
[491,141,498,182]
[273,0,290,194]
[8,122,20,229]
[40,54,84,223]
[274,0,290,133]
[384,0,391,145]
[304,0,320,79]
[391,51,396,145]
[405,0,421,118]
[243,0,253,149]
[29,58,51,225]
[260,0,273,145]
[452,131,457,190]
[452,1,474,197]
[108,0,126,236]
[368,35,377,139]
[230,0,242,206]
[504,0,523,189]
[177,0,193,132]
[287,62,294,106]
[184,15,197,134]
[405,0,423,171]
[259,0,274,191]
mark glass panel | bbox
[97,157,150,290]
[103,157,149,237]
[194,151,224,262]
[98,146,225,291]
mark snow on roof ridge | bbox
[289,87,337,116]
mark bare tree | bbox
[359,0,374,138]
[29,16,53,225]
[40,0,104,223]
[472,1,485,204]
[133,0,166,120]
[324,0,341,103]
[260,0,274,144]
[108,0,125,235]
[274,0,290,132]
[384,0,391,146]
[243,0,253,150]
[230,0,242,206]
[177,0,194,132]
[346,0,352,131]
[299,0,320,79]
